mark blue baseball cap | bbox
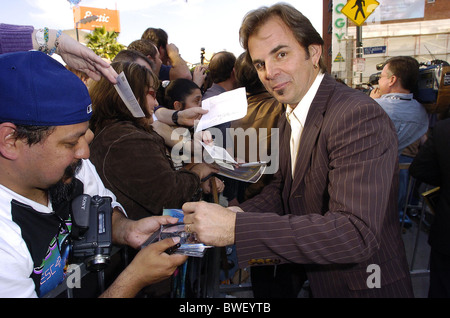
[0,51,92,126]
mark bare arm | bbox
[154,106,207,127]
[103,212,187,298]
[30,27,118,83]
[166,43,192,80]
[111,208,180,249]
[99,238,187,298]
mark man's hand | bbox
[112,211,180,249]
[56,32,118,83]
[187,163,219,181]
[166,43,192,80]
[192,65,207,88]
[100,237,187,298]
[369,87,382,99]
[182,201,236,246]
[178,107,208,126]
[201,177,225,195]
[128,237,188,286]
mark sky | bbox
[1,0,323,64]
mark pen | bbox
[238,161,267,167]
[165,243,181,255]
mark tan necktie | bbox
[287,111,303,176]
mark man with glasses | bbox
[370,56,429,155]
[370,56,429,228]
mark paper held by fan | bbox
[195,87,248,133]
[200,141,267,183]
[201,141,237,164]
[114,71,145,118]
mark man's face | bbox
[248,16,320,108]
[20,122,91,191]
[152,48,163,74]
[159,45,169,66]
[377,64,394,96]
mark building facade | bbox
[325,0,450,88]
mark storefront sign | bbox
[332,0,348,72]
[73,6,120,32]
[363,46,387,55]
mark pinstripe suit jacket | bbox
[237,74,414,297]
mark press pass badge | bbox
[114,72,145,118]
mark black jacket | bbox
[410,118,450,255]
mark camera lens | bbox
[85,247,110,271]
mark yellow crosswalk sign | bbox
[341,0,379,26]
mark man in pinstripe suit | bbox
[183,3,414,297]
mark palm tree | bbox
[85,26,125,61]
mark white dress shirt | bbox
[286,73,324,176]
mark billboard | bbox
[365,0,425,23]
[73,6,120,33]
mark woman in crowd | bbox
[164,78,203,111]
[89,61,219,220]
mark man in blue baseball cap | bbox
[0,51,187,298]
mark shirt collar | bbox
[380,93,413,101]
[286,72,324,126]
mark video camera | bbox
[71,194,113,271]
[416,60,449,105]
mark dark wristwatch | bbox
[172,110,179,125]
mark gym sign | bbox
[332,0,348,72]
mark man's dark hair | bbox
[141,28,168,50]
[12,125,55,145]
[113,49,154,69]
[383,56,420,93]
[239,3,326,72]
[208,51,236,84]
[127,39,159,59]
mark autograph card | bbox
[195,87,247,132]
[163,208,185,222]
[140,209,212,257]
[114,72,145,118]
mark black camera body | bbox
[416,63,446,104]
[71,194,113,271]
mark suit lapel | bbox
[290,74,334,193]
[278,115,293,193]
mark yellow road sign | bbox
[341,0,379,26]
[334,52,345,62]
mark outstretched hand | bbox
[178,107,208,126]
[123,215,181,249]
[56,32,118,83]
[182,201,236,247]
